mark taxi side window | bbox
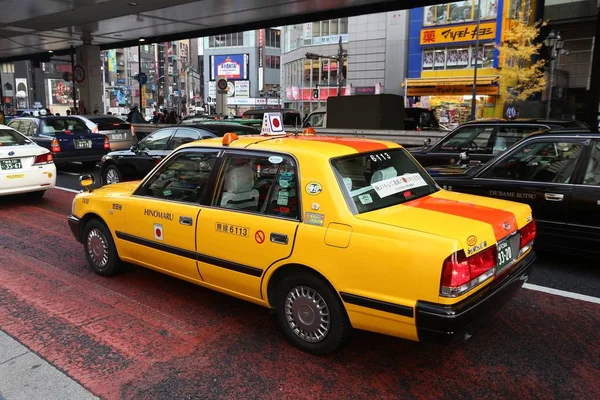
[214,154,299,219]
[138,150,219,203]
[493,126,541,155]
[483,141,585,183]
[139,129,175,151]
[437,126,496,154]
[583,141,600,186]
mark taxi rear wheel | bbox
[83,219,122,277]
[274,272,351,355]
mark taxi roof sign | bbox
[261,112,286,135]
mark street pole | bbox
[337,36,343,96]
[470,0,482,120]
[0,68,5,116]
[70,46,77,113]
[545,57,555,119]
[138,43,143,113]
[584,5,600,132]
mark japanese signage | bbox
[420,23,496,45]
[258,29,265,90]
[407,85,499,96]
[234,81,250,98]
[211,54,249,81]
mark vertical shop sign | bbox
[258,29,265,91]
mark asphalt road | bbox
[0,189,599,400]
[55,164,600,299]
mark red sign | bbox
[255,230,265,244]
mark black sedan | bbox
[427,131,600,256]
[7,116,109,168]
[410,119,590,167]
[100,123,260,185]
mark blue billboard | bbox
[210,54,249,81]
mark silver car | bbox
[77,115,138,151]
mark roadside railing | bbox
[132,124,447,147]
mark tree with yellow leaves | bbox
[498,13,547,105]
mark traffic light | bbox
[313,88,319,99]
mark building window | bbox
[266,55,281,69]
[266,29,281,48]
[424,1,498,26]
[422,43,494,70]
[1,63,15,73]
[208,32,244,48]
[284,18,349,53]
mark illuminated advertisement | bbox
[210,54,249,80]
[47,79,73,105]
[107,49,117,73]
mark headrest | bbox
[223,164,254,193]
[371,167,397,184]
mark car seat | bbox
[220,163,259,210]
[371,167,398,184]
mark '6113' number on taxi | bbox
[497,240,513,270]
[370,153,391,162]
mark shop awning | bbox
[404,76,499,87]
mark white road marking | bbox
[54,186,80,193]
[524,283,600,305]
[59,171,81,176]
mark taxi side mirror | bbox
[80,174,95,192]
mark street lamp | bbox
[543,29,565,119]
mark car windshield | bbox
[0,128,31,146]
[332,148,438,214]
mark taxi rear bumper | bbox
[68,215,82,243]
[416,251,536,344]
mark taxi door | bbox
[118,149,220,281]
[195,151,300,300]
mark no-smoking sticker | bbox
[255,230,265,244]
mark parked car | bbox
[77,115,138,151]
[69,129,536,355]
[410,119,591,167]
[0,124,56,198]
[427,131,600,256]
[243,108,302,128]
[7,116,110,168]
[100,122,263,185]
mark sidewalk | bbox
[0,330,97,400]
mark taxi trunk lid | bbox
[356,190,528,253]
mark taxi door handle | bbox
[179,216,193,226]
[544,193,564,202]
[270,233,288,245]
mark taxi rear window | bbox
[332,149,438,214]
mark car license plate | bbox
[0,159,22,170]
[496,234,520,274]
[75,139,92,149]
[111,134,124,140]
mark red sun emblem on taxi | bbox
[155,228,162,238]
[272,118,281,128]
[402,177,408,183]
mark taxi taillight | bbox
[33,153,53,165]
[103,135,110,149]
[440,247,496,298]
[519,220,536,256]
[51,138,61,153]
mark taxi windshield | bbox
[332,148,438,214]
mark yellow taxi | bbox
[68,114,537,355]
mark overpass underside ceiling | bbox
[0,0,434,61]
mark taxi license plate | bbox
[496,234,520,274]
[111,134,124,140]
[75,139,92,149]
[0,159,22,170]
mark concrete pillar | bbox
[76,45,102,114]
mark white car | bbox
[0,124,56,197]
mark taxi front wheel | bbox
[83,220,122,277]
[274,272,351,355]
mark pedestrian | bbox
[152,111,160,124]
[55,113,60,116]
[66,109,71,116]
[166,110,178,124]
[93,109,99,115]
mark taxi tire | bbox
[83,219,122,277]
[274,272,351,355]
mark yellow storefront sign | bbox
[420,23,496,45]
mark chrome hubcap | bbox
[87,228,109,268]
[284,285,330,343]
[105,169,120,184]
